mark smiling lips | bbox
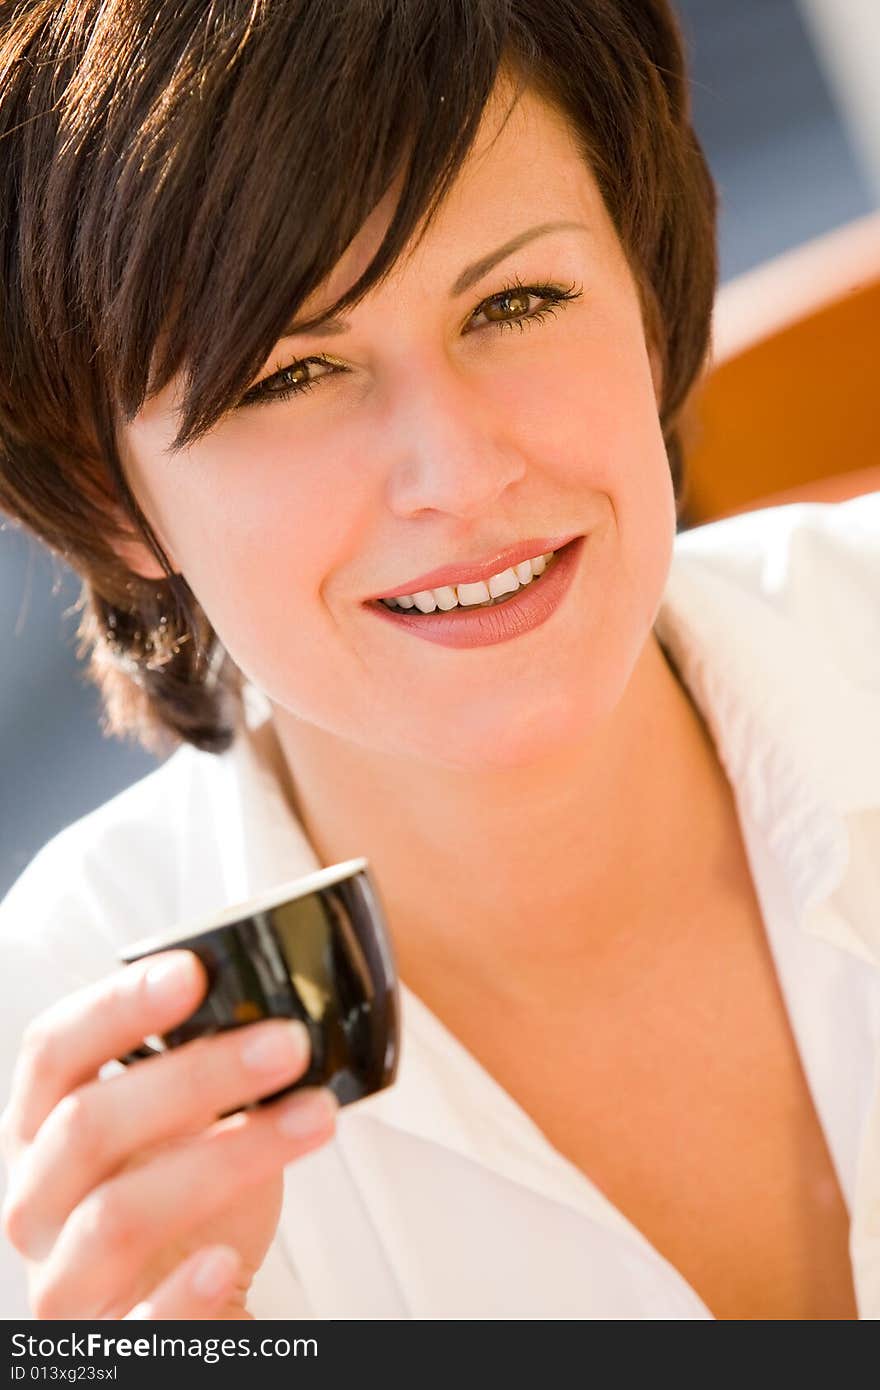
[379,548,557,613]
[365,533,587,648]
[367,531,582,602]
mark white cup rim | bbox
[120,856,369,960]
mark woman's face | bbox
[119,77,677,772]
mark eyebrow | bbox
[279,220,589,337]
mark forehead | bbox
[293,77,607,319]
[131,72,613,435]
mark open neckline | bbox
[383,791,861,1321]
[390,976,717,1318]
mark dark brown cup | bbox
[118,857,400,1108]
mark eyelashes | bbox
[237,275,584,410]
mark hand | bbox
[0,950,338,1318]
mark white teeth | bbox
[487,567,520,599]
[433,585,459,612]
[456,579,492,607]
[380,550,556,612]
[413,590,439,613]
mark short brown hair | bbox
[0,0,717,759]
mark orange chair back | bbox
[679,210,880,526]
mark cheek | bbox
[522,305,677,633]
[488,294,669,491]
[165,450,368,711]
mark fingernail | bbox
[276,1086,339,1138]
[240,1019,310,1073]
[192,1245,239,1299]
[143,952,199,1004]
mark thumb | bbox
[126,1244,244,1320]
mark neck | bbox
[267,632,736,1009]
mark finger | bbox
[126,1245,242,1320]
[5,1017,311,1259]
[2,951,207,1145]
[31,1085,338,1319]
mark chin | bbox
[414,687,596,773]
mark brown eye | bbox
[483,289,534,321]
[239,354,339,409]
[470,279,583,336]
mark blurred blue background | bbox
[2,0,878,898]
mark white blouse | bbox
[1,493,879,1320]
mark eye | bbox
[237,353,339,410]
[238,275,583,409]
[469,276,583,336]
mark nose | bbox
[381,357,527,521]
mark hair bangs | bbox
[62,2,526,454]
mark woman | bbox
[1,1,878,1320]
